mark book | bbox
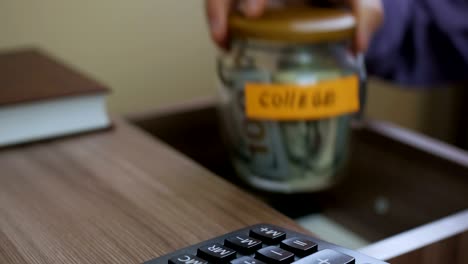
[0,48,111,147]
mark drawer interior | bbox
[129,100,468,248]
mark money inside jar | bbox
[217,7,362,193]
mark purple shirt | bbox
[365,0,468,86]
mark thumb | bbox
[206,0,232,49]
[348,0,384,52]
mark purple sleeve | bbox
[364,0,468,86]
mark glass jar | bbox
[217,7,362,193]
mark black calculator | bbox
[143,224,388,264]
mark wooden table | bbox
[2,105,467,264]
[0,118,302,264]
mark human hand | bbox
[205,0,383,52]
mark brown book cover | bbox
[0,48,111,148]
[0,48,109,107]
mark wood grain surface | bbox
[0,118,301,264]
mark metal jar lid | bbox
[228,7,355,43]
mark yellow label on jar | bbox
[245,75,360,120]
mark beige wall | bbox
[0,0,216,114]
[0,1,461,143]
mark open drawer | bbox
[128,97,468,264]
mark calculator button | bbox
[293,249,355,264]
[280,237,317,257]
[169,254,208,264]
[250,226,286,244]
[231,256,266,264]
[255,246,294,264]
[225,235,262,254]
[197,243,237,263]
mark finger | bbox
[347,0,364,52]
[206,0,232,48]
[348,0,384,52]
[239,0,268,18]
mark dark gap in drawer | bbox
[130,104,468,243]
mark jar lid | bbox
[228,7,355,43]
